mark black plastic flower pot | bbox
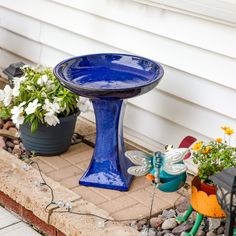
[20,112,79,156]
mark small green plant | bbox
[0,65,90,133]
[192,126,236,183]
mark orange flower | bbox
[201,146,212,154]
[192,141,203,151]
[216,138,223,143]
[225,127,234,136]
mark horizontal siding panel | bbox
[40,23,126,56]
[159,65,236,119]
[124,102,209,149]
[51,0,236,58]
[0,7,40,41]
[39,45,72,67]
[0,28,41,63]
[129,89,236,140]
[1,12,236,119]
[1,1,236,90]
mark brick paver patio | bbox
[31,118,182,220]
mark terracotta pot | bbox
[191,176,225,218]
[200,180,216,195]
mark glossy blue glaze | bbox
[54,53,164,99]
[80,99,133,190]
[54,53,164,191]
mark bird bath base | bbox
[79,99,133,191]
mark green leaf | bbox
[31,119,38,133]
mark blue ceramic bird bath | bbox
[54,53,164,191]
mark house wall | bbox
[0,0,236,150]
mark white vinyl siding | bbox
[0,0,236,150]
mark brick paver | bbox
[33,118,183,220]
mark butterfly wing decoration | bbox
[161,148,189,175]
[125,150,153,176]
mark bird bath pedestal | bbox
[54,53,164,191]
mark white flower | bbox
[77,97,90,112]
[12,76,27,97]
[41,91,47,98]
[37,75,48,86]
[22,65,29,69]
[43,99,60,114]
[13,76,26,87]
[25,99,41,115]
[3,85,13,106]
[44,111,60,126]
[11,102,26,128]
[46,79,55,91]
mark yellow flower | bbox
[192,141,203,151]
[201,146,212,154]
[221,125,229,131]
[216,138,223,143]
[225,127,234,136]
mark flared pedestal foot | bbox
[79,99,133,191]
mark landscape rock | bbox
[172,220,193,235]
[216,226,224,235]
[150,215,165,228]
[140,227,156,236]
[0,119,4,129]
[130,221,138,231]
[196,230,206,236]
[137,219,147,231]
[0,137,5,148]
[6,141,14,148]
[162,209,176,219]
[208,218,221,231]
[164,233,174,236]
[162,218,177,230]
[206,230,216,236]
[3,121,14,130]
[175,197,190,213]
[12,144,22,157]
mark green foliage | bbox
[0,66,80,133]
[192,140,236,183]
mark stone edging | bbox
[0,149,139,236]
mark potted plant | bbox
[190,126,236,217]
[0,65,90,156]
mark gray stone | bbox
[208,218,221,231]
[137,219,148,231]
[196,230,206,236]
[140,227,157,236]
[162,209,176,219]
[164,234,174,236]
[150,216,165,228]
[6,141,14,148]
[172,220,193,235]
[130,220,138,230]
[0,137,5,148]
[206,230,216,236]
[216,226,224,235]
[160,230,171,236]
[162,218,177,230]
[12,144,22,157]
[176,197,190,213]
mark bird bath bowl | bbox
[54,53,164,191]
